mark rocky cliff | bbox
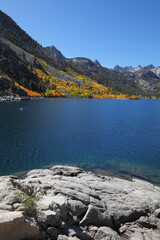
[45,46,66,61]
[0,165,160,240]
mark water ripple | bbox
[0,99,160,183]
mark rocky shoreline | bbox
[0,95,45,101]
[0,95,30,101]
[0,95,144,102]
[0,165,160,240]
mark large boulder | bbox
[0,176,18,205]
[0,211,41,240]
[37,194,68,229]
[51,165,83,176]
[80,205,113,228]
[67,199,87,218]
[37,210,60,228]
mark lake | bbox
[0,98,160,184]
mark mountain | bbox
[0,10,131,99]
[134,65,143,72]
[68,57,98,73]
[151,67,160,77]
[143,64,155,70]
[114,65,134,72]
[66,57,160,97]
[0,10,160,99]
[44,46,66,60]
[114,64,155,72]
[93,59,101,66]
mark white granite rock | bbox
[0,165,160,239]
[94,226,121,240]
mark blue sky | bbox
[1,0,160,68]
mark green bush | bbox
[16,192,43,215]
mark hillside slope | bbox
[0,10,159,99]
[67,58,160,98]
[45,46,160,98]
[0,10,135,99]
[0,35,132,99]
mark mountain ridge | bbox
[44,43,160,98]
[44,45,66,61]
[0,10,160,99]
[0,10,132,99]
[114,64,156,72]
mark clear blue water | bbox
[0,99,160,183]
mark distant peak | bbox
[45,45,66,60]
[93,59,101,66]
[143,64,155,70]
[114,64,156,72]
[114,65,134,72]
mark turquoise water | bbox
[0,99,160,183]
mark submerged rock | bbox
[0,165,160,239]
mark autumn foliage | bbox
[20,87,42,97]
[1,53,140,99]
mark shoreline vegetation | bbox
[0,165,160,240]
